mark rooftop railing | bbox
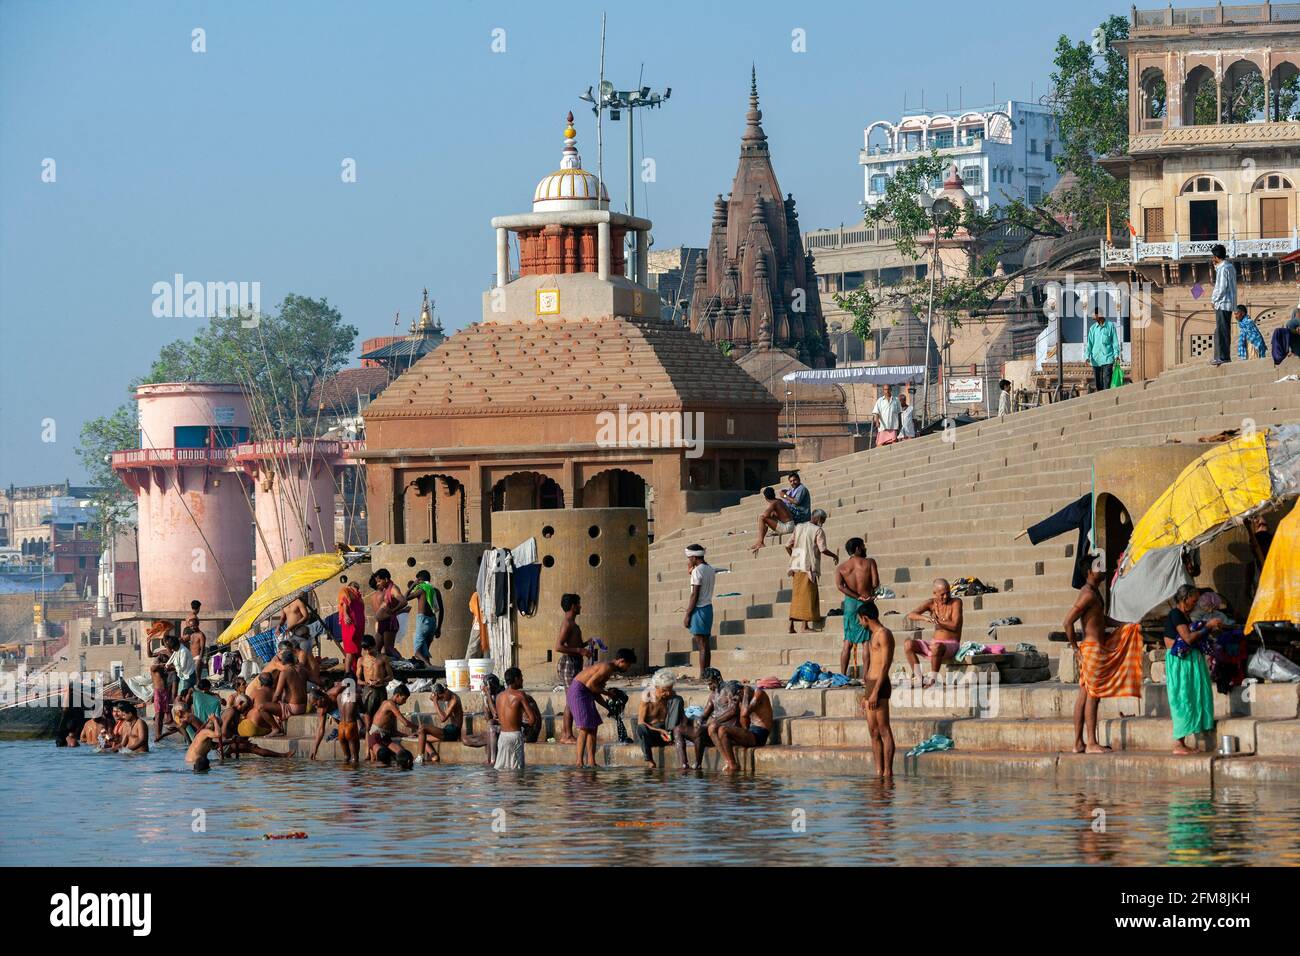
[1133,3,1300,30]
[110,447,232,468]
[1101,230,1300,266]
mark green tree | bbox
[77,295,357,534]
[1047,14,1130,229]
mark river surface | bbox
[3,740,1298,866]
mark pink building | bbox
[112,383,255,614]
[235,439,341,583]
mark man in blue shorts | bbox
[683,544,717,680]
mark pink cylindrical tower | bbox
[112,383,255,614]
[236,440,341,583]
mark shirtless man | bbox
[311,677,360,763]
[904,579,964,686]
[858,602,896,779]
[244,675,285,737]
[114,702,149,753]
[835,538,880,677]
[414,682,464,763]
[184,599,202,634]
[368,683,417,764]
[278,591,314,643]
[555,594,589,744]
[219,694,283,758]
[711,682,773,773]
[1063,569,1115,755]
[675,667,724,770]
[185,625,206,680]
[80,714,111,746]
[405,570,443,667]
[185,727,221,771]
[149,651,174,742]
[567,649,636,767]
[370,570,407,659]
[357,636,393,734]
[272,647,309,724]
[751,486,795,555]
[494,667,540,770]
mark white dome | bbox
[533,113,608,212]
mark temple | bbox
[359,113,784,544]
[690,70,833,368]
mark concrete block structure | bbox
[491,508,648,676]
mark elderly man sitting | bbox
[636,670,685,768]
[903,578,964,686]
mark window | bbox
[1253,173,1294,191]
[1027,185,1042,204]
[930,130,953,149]
[961,166,982,186]
[1030,138,1039,154]
[870,174,888,195]
[1181,176,1225,194]
[1044,141,1053,161]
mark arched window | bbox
[1139,68,1168,126]
[1253,173,1294,191]
[1184,65,1218,126]
[1222,59,1266,124]
[1181,176,1225,194]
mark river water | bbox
[2,741,1298,866]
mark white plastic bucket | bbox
[444,659,470,692]
[469,658,495,692]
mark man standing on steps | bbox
[683,545,717,679]
[1062,569,1114,755]
[1086,308,1120,392]
[1210,244,1237,367]
[555,593,588,745]
[787,510,837,634]
[835,538,879,677]
[898,391,916,439]
[871,384,903,446]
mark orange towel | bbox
[1077,623,1143,699]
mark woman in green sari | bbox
[1164,584,1221,755]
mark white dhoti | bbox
[494,730,525,770]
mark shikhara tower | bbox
[689,69,833,368]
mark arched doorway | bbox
[1096,492,1134,583]
[491,471,564,512]
[1183,65,1218,126]
[581,468,648,508]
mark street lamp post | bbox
[580,80,671,281]
[920,194,955,429]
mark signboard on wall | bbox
[213,406,235,425]
[947,377,984,405]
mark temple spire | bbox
[743,66,767,150]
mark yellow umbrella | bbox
[1123,429,1283,569]
[217,549,366,646]
[1245,501,1300,635]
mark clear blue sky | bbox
[0,0,1120,485]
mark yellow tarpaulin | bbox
[1125,430,1274,568]
[217,552,354,646]
[1246,502,1300,635]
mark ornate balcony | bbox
[1101,231,1300,268]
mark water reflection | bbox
[2,742,1298,866]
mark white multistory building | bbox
[860,100,1061,212]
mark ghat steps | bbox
[647,358,1300,679]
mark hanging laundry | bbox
[477,548,515,667]
[511,537,540,617]
[1026,494,1093,589]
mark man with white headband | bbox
[683,545,717,679]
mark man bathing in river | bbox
[568,648,636,767]
[674,667,725,770]
[904,578,964,686]
[858,601,896,779]
[310,677,360,763]
[368,683,417,766]
[636,670,685,769]
[1063,568,1116,755]
[835,537,879,678]
[494,667,540,770]
[220,694,285,759]
[358,635,393,734]
[414,682,463,763]
[272,646,310,721]
[711,680,773,772]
